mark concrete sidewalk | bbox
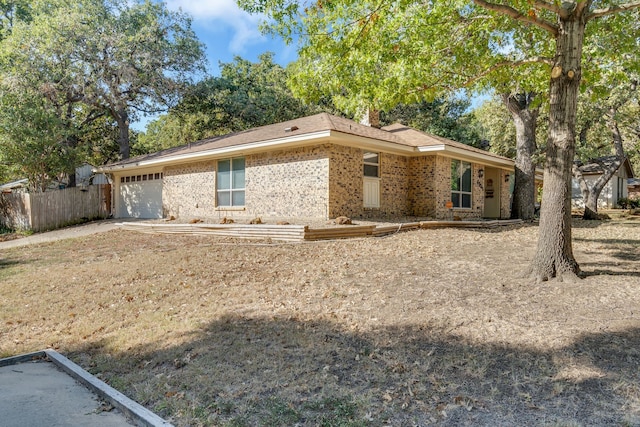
[0,351,172,427]
[0,219,123,250]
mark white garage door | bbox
[118,173,163,218]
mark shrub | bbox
[617,197,640,209]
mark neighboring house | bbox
[629,178,640,201]
[571,156,634,209]
[0,164,108,193]
[96,113,517,221]
[75,163,109,187]
[0,179,29,193]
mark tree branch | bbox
[533,1,563,16]
[472,0,558,35]
[588,1,640,21]
[460,56,554,87]
[574,1,590,17]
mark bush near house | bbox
[617,197,640,209]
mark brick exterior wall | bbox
[163,161,216,218]
[328,145,362,218]
[245,145,330,218]
[379,153,410,217]
[159,145,510,222]
[408,156,437,217]
[328,147,411,219]
[162,147,331,221]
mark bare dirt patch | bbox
[1,219,639,426]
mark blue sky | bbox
[132,1,295,131]
[165,0,297,74]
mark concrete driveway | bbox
[0,219,123,250]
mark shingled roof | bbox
[382,123,511,162]
[99,113,513,171]
[576,156,634,177]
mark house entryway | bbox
[483,167,501,218]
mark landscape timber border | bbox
[118,219,524,242]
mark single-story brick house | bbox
[97,113,517,221]
[571,156,634,209]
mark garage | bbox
[117,172,163,218]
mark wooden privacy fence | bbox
[0,184,111,232]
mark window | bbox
[217,157,245,207]
[451,159,472,208]
[363,152,379,177]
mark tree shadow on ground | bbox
[71,317,640,427]
[0,259,21,269]
[574,237,640,247]
[572,219,640,229]
[580,269,640,277]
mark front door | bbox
[483,168,501,218]
[363,177,380,208]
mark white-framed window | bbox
[217,157,245,207]
[451,159,472,209]
[363,151,379,177]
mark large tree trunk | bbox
[503,93,538,220]
[116,108,130,160]
[528,11,587,282]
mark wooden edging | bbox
[117,219,523,242]
[303,225,375,240]
[119,222,307,242]
[0,350,173,427]
[419,219,523,229]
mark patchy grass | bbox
[0,225,31,243]
[0,219,639,426]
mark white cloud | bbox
[165,0,266,53]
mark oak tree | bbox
[138,53,334,153]
[238,0,640,281]
[2,0,205,161]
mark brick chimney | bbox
[359,108,380,128]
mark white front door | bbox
[363,177,380,208]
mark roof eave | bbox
[327,131,415,154]
[96,129,515,173]
[418,145,514,168]
[96,130,334,173]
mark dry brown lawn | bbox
[1,218,639,426]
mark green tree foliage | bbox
[0,0,206,173]
[239,0,640,281]
[0,0,30,40]
[474,98,517,158]
[137,53,334,153]
[0,87,74,192]
[474,97,549,161]
[575,76,640,165]
[381,97,484,148]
